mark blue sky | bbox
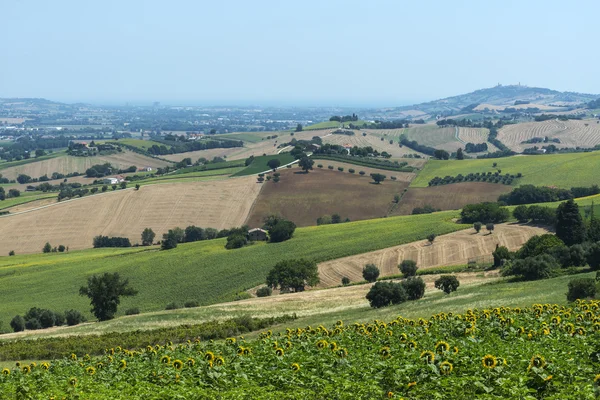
[1,0,598,106]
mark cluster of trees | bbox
[266,259,319,292]
[10,307,86,332]
[587,98,600,109]
[15,171,83,188]
[412,204,440,215]
[263,215,296,243]
[429,171,520,187]
[461,202,510,223]
[534,114,581,122]
[0,187,20,200]
[329,114,359,122]
[499,185,599,205]
[144,138,243,156]
[0,136,68,162]
[93,236,132,248]
[399,135,437,157]
[316,214,350,225]
[42,242,67,253]
[361,120,412,129]
[465,142,488,153]
[332,129,355,136]
[512,205,556,225]
[520,136,561,145]
[433,149,450,160]
[85,163,137,178]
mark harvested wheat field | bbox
[0,176,261,254]
[498,119,600,152]
[321,130,423,158]
[317,223,548,287]
[0,152,171,180]
[162,148,243,162]
[457,127,499,152]
[311,160,417,182]
[392,182,512,215]
[245,167,408,227]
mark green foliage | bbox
[566,278,597,302]
[399,260,418,278]
[184,300,200,308]
[64,309,86,326]
[268,219,296,243]
[165,302,180,310]
[486,223,495,233]
[434,275,460,294]
[298,156,314,173]
[556,199,586,245]
[341,277,350,286]
[362,264,380,282]
[161,230,179,250]
[434,149,449,160]
[267,158,281,170]
[513,205,529,222]
[266,259,319,292]
[79,273,138,321]
[427,233,437,243]
[401,277,426,300]
[233,154,295,176]
[586,242,600,270]
[507,254,560,281]
[366,281,407,308]
[370,173,386,184]
[518,234,565,259]
[141,228,156,246]
[461,202,510,224]
[256,287,272,297]
[473,222,482,233]
[42,242,52,253]
[9,315,24,332]
[125,307,140,315]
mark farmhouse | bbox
[248,228,268,241]
[103,175,126,185]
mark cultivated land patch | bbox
[0,151,171,180]
[311,160,416,182]
[317,223,548,287]
[498,119,600,152]
[245,168,408,227]
[0,176,261,255]
[410,151,600,189]
[161,147,242,162]
[392,182,512,215]
[320,130,423,158]
[456,127,499,152]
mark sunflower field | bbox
[2,300,600,399]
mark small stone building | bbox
[248,228,268,241]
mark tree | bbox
[586,242,600,270]
[556,199,586,245]
[102,185,108,192]
[401,277,426,300]
[427,233,436,244]
[8,250,15,256]
[184,226,205,242]
[64,309,86,326]
[268,219,296,243]
[434,149,449,160]
[256,287,272,297]
[295,123,303,132]
[370,173,386,184]
[362,264,380,282]
[434,275,460,294]
[141,228,156,246]
[43,242,52,253]
[508,254,560,281]
[513,205,530,223]
[461,202,510,224]
[267,158,281,170]
[518,234,564,259]
[79,272,138,321]
[266,259,319,292]
[135,184,140,190]
[341,277,351,286]
[456,148,464,160]
[298,156,314,173]
[161,230,179,250]
[120,181,127,189]
[10,315,25,332]
[58,245,66,252]
[399,260,418,278]
[486,223,495,234]
[567,278,597,302]
[473,222,482,233]
[493,245,512,267]
[366,282,407,308]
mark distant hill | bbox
[396,85,600,115]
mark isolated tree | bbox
[492,245,511,267]
[79,272,138,321]
[513,205,529,223]
[331,214,342,224]
[486,223,495,234]
[42,242,52,253]
[456,148,464,160]
[58,245,66,252]
[434,275,460,294]
[267,158,281,170]
[141,228,156,246]
[399,260,418,278]
[362,264,380,282]
[268,219,296,243]
[8,250,15,256]
[298,156,314,173]
[10,315,25,332]
[366,281,407,308]
[556,199,586,245]
[473,222,482,233]
[341,277,351,286]
[135,183,141,190]
[427,233,437,244]
[295,123,303,132]
[370,173,386,184]
[266,259,319,292]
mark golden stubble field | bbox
[0,176,262,254]
[316,223,548,287]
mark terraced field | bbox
[317,223,547,287]
[498,119,600,152]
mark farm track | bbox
[317,223,548,287]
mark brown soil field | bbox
[245,168,408,228]
[317,223,548,287]
[498,119,600,152]
[392,182,512,215]
[0,176,261,255]
[0,152,171,180]
[311,159,417,182]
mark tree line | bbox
[499,184,600,205]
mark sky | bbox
[1,0,599,106]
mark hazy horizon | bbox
[1,0,598,107]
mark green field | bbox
[232,154,295,176]
[113,139,168,151]
[0,210,468,326]
[219,132,275,143]
[411,151,600,188]
[0,192,57,211]
[172,159,245,175]
[304,120,341,130]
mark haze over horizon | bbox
[1,0,598,107]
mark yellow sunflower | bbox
[204,352,214,362]
[21,366,30,374]
[594,374,600,385]
[440,361,453,375]
[243,347,252,356]
[291,363,300,372]
[529,355,546,369]
[387,391,394,398]
[186,358,195,367]
[379,346,391,358]
[161,355,171,365]
[435,341,450,354]
[2,368,10,376]
[275,348,285,357]
[119,359,127,370]
[407,340,417,350]
[69,377,77,387]
[214,356,225,366]
[173,360,184,370]
[86,366,96,376]
[336,348,348,358]
[482,354,497,369]
[41,362,50,370]
[407,381,417,389]
[420,351,435,364]
[316,339,328,349]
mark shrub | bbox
[268,219,296,243]
[486,223,495,233]
[65,309,86,326]
[184,300,200,308]
[8,250,15,256]
[401,277,426,300]
[266,259,319,292]
[399,260,418,278]
[586,242,600,270]
[473,222,482,233]
[518,234,564,259]
[567,278,597,302]
[461,202,510,224]
[427,233,437,244]
[348,169,355,173]
[256,287,272,297]
[226,234,248,249]
[317,164,323,168]
[165,302,180,310]
[25,318,42,330]
[10,315,25,332]
[54,312,65,326]
[359,171,365,175]
[337,167,344,172]
[362,264,380,282]
[125,308,140,315]
[39,310,56,328]
[493,246,512,267]
[341,277,351,286]
[508,254,560,281]
[58,245,66,252]
[366,281,407,308]
[513,205,529,223]
[328,165,334,170]
[434,275,460,294]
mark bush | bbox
[567,278,597,302]
[461,202,510,223]
[486,223,495,233]
[268,219,296,243]
[401,277,426,300]
[434,275,460,294]
[328,165,334,170]
[362,264,380,282]
[54,312,65,326]
[513,205,529,223]
[366,281,407,308]
[184,300,200,308]
[65,309,86,326]
[58,245,66,252]
[165,302,180,310]
[317,164,323,168]
[337,167,344,172]
[341,277,351,286]
[399,260,418,278]
[256,287,272,297]
[125,308,140,315]
[39,310,56,328]
[8,250,15,256]
[25,318,42,330]
[586,242,600,270]
[507,254,560,281]
[473,222,482,233]
[10,315,25,332]
[226,234,248,249]
[359,171,365,176]
[348,169,355,173]
[493,246,512,267]
[518,234,564,259]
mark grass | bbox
[0,192,57,211]
[219,132,276,143]
[232,154,295,176]
[411,151,600,188]
[0,210,468,326]
[113,139,169,151]
[172,160,245,175]
[304,121,341,130]
[0,152,62,171]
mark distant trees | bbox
[266,259,319,292]
[492,246,511,267]
[141,228,156,246]
[362,264,380,282]
[295,124,303,132]
[298,156,314,173]
[567,278,597,302]
[456,148,464,160]
[434,275,460,294]
[43,242,52,253]
[507,254,560,281]
[268,218,296,243]
[370,173,386,184]
[161,229,181,250]
[433,149,449,160]
[402,277,426,300]
[79,272,138,321]
[366,282,407,308]
[93,236,132,248]
[460,202,510,224]
[464,143,488,153]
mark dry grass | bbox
[245,167,408,228]
[0,176,261,254]
[457,127,499,152]
[498,119,600,152]
[4,197,57,213]
[311,159,417,182]
[317,223,548,287]
[321,130,423,158]
[392,182,512,215]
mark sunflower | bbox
[336,348,348,358]
[275,348,284,357]
[387,391,394,398]
[440,361,453,375]
[204,352,214,362]
[107,356,113,363]
[214,356,225,366]
[237,347,245,356]
[398,333,408,342]
[70,353,77,361]
[453,346,459,354]
[529,355,546,369]
[565,323,575,334]
[407,381,417,389]
[226,337,236,345]
[575,327,586,336]
[243,347,252,356]
[186,358,195,367]
[544,375,553,383]
[435,341,450,354]
[594,374,600,385]
[173,360,184,370]
[379,346,391,358]
[96,362,104,369]
[119,359,127,370]
[291,363,300,372]
[41,362,50,370]
[2,368,10,375]
[86,366,96,376]
[420,351,435,364]
[482,354,497,369]
[551,315,561,325]
[21,365,30,374]
[541,328,550,335]
[68,377,77,387]
[316,339,328,349]
[29,362,36,369]
[329,342,338,351]
[161,355,171,365]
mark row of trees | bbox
[10,308,86,332]
[499,184,600,205]
[316,214,350,225]
[428,171,519,187]
[42,242,67,253]
[0,187,20,200]
[464,142,488,153]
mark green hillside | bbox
[411,151,600,188]
[232,154,295,176]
